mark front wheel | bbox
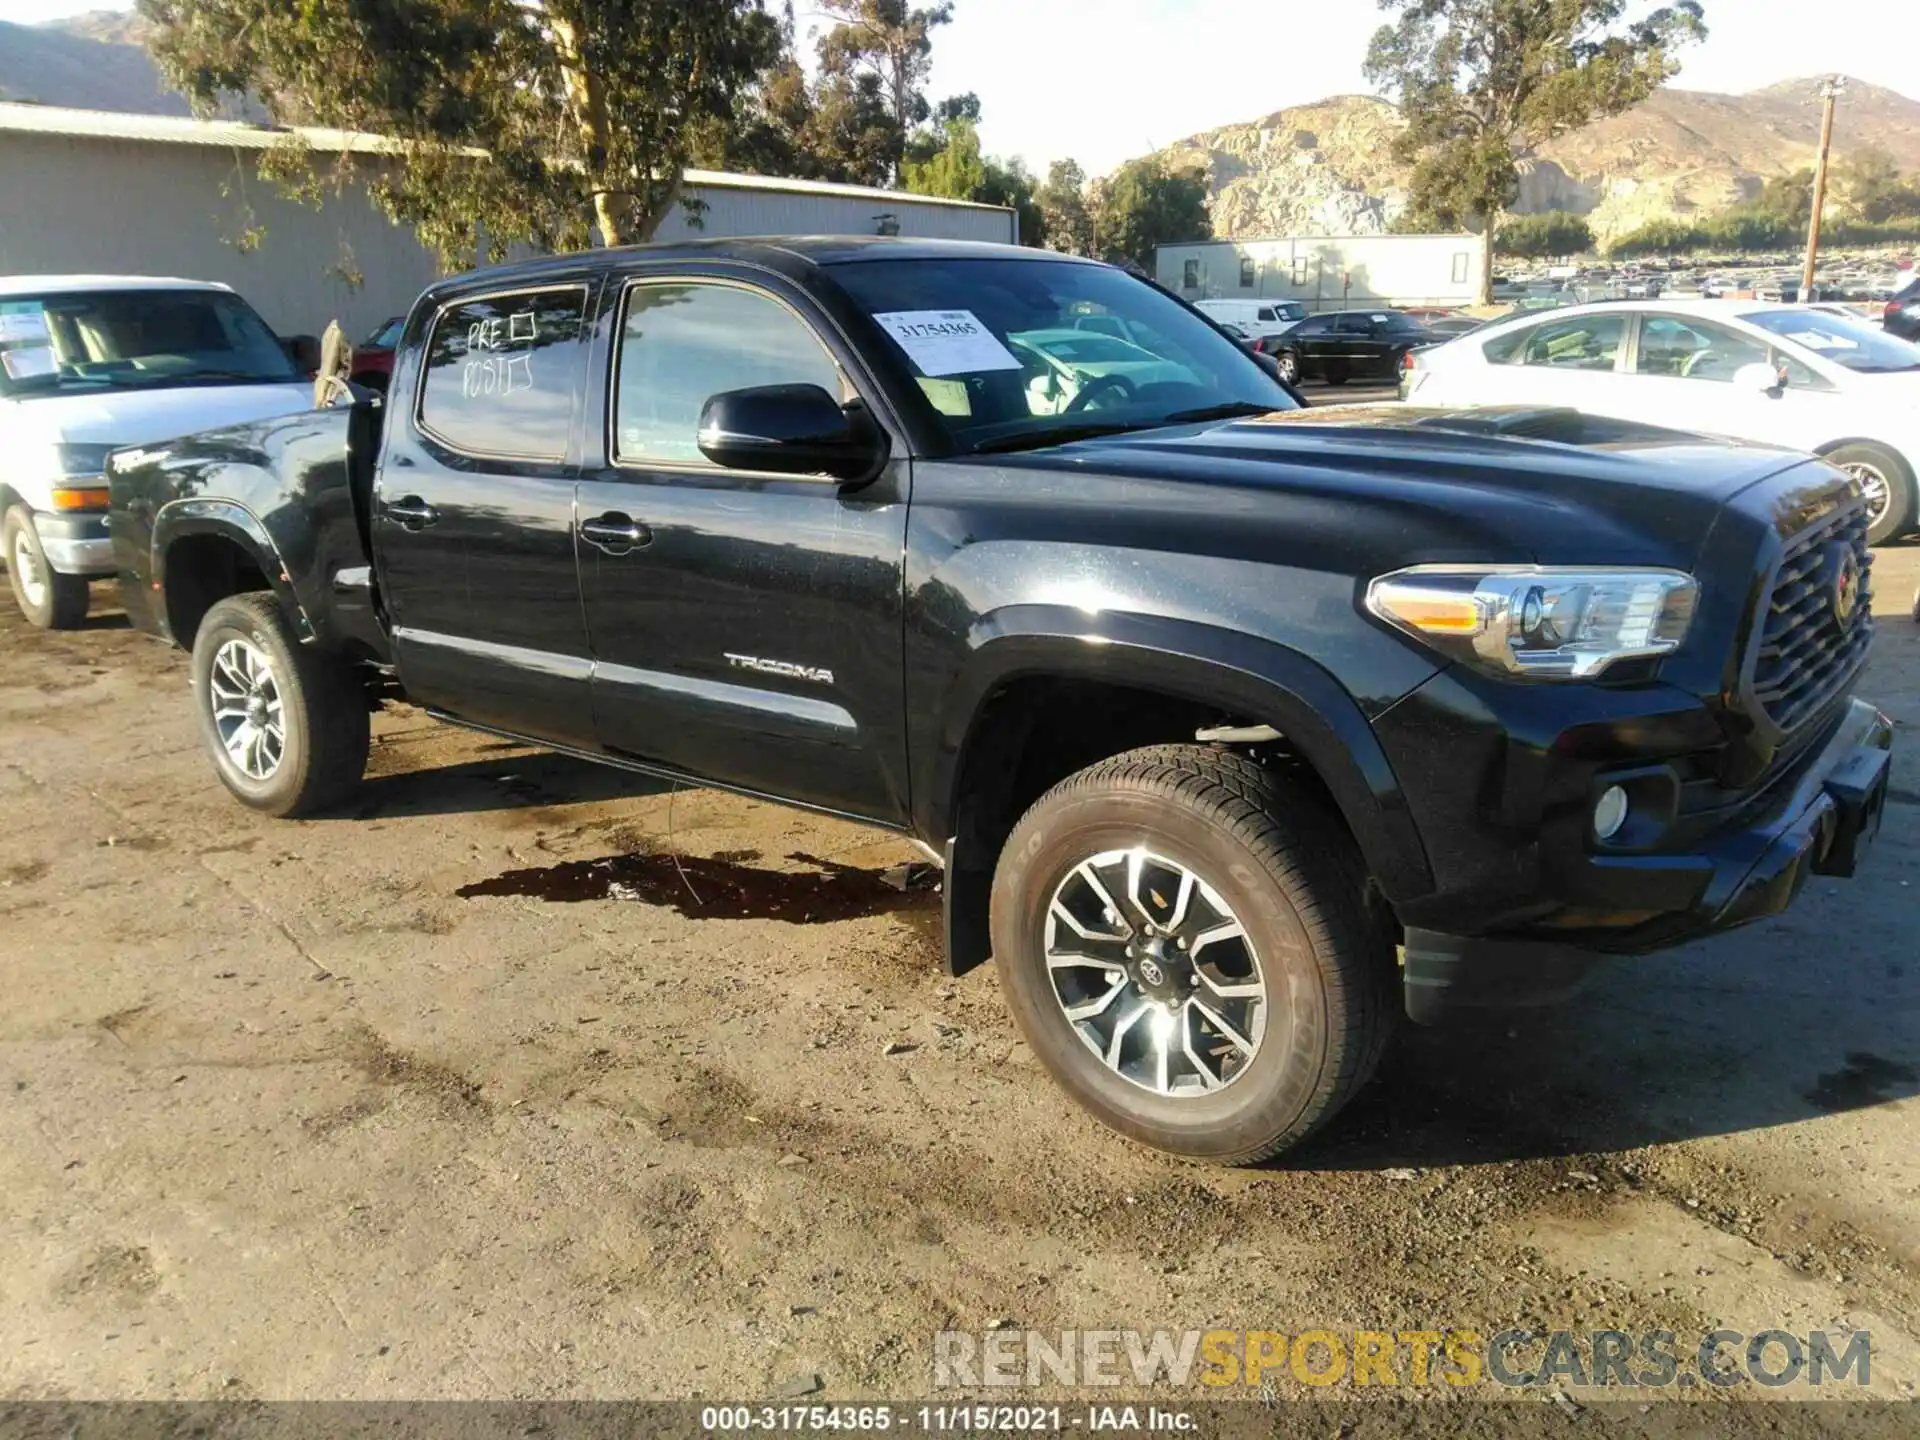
[1827,442,1917,545]
[990,746,1394,1164]
[4,505,89,630]
[1273,349,1301,385]
[191,592,370,817]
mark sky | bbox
[14,0,1920,176]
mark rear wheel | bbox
[990,745,1394,1164]
[191,592,369,817]
[1827,442,1916,546]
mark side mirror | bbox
[1734,361,1785,395]
[697,384,887,483]
[283,334,322,373]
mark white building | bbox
[1158,233,1488,313]
[0,102,1016,342]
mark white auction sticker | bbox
[0,309,51,343]
[872,309,1022,376]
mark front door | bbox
[371,280,598,747]
[1623,312,1839,449]
[573,273,911,822]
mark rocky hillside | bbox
[0,12,187,115]
[1156,78,1920,245]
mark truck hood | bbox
[7,382,314,451]
[1026,403,1816,568]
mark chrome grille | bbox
[1749,495,1873,734]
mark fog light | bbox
[1593,785,1630,842]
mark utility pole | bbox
[1801,76,1846,303]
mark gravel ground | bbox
[0,545,1915,1421]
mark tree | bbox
[1497,210,1594,258]
[1092,156,1211,269]
[1037,159,1095,256]
[976,155,1044,248]
[1365,0,1707,304]
[140,0,784,262]
[900,117,1045,244]
[815,0,955,179]
[1755,167,1814,227]
[902,116,986,199]
[1840,146,1920,224]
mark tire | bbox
[1826,442,1916,546]
[4,505,90,630]
[190,592,369,818]
[1274,349,1301,385]
[990,745,1395,1165]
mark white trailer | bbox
[1158,233,1487,313]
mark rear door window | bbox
[1487,314,1627,371]
[416,287,589,459]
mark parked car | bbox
[1885,276,1920,343]
[0,275,313,628]
[1268,309,1435,385]
[349,315,405,391]
[110,239,1892,1164]
[1404,299,1920,544]
[1419,315,1488,339]
[1193,298,1305,343]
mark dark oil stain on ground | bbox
[456,848,939,924]
[1804,1052,1919,1113]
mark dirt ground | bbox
[1,547,1916,1417]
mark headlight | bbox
[51,443,115,511]
[1367,565,1697,679]
[55,442,115,479]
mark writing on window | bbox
[418,288,587,459]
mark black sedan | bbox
[1269,309,1435,385]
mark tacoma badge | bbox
[725,653,835,685]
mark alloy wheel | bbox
[12,530,46,609]
[1277,353,1299,384]
[1843,461,1892,527]
[209,638,286,781]
[1044,847,1268,1097]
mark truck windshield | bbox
[0,289,300,398]
[827,257,1299,453]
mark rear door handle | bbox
[580,512,652,554]
[386,495,438,529]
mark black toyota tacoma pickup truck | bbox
[109,238,1894,1164]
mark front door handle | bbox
[580,512,652,555]
[386,495,438,529]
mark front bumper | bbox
[33,511,112,575]
[1392,696,1893,1022]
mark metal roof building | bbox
[0,102,1016,341]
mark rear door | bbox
[1284,314,1335,375]
[372,278,599,746]
[572,270,912,822]
[1477,310,1631,410]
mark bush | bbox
[1497,211,1594,258]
